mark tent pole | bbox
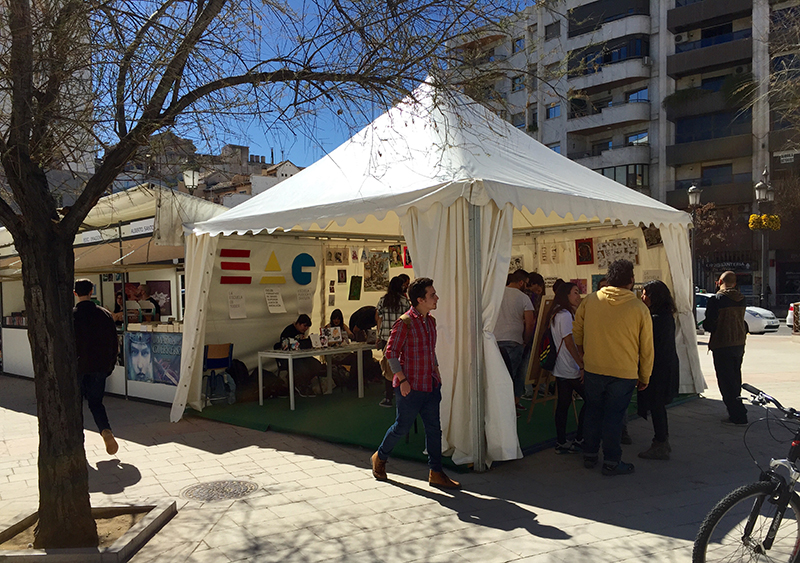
[468,203,487,471]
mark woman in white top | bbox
[543,282,586,454]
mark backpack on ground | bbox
[205,370,236,405]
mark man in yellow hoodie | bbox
[573,259,654,476]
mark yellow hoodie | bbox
[572,286,654,383]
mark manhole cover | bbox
[181,480,259,502]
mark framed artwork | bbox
[642,225,663,249]
[325,247,349,266]
[570,278,588,294]
[540,242,550,264]
[328,294,336,306]
[351,249,359,262]
[403,246,413,269]
[329,280,335,293]
[348,275,363,300]
[508,255,524,273]
[337,269,347,284]
[591,274,606,292]
[147,280,172,316]
[388,245,403,268]
[364,251,390,292]
[575,238,594,265]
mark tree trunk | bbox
[15,223,98,548]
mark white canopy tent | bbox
[175,83,704,469]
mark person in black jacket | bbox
[702,271,748,425]
[74,279,120,455]
[637,280,680,460]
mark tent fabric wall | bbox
[401,197,521,466]
[661,224,706,394]
[171,232,219,422]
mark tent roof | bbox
[193,83,691,237]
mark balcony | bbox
[667,0,752,34]
[568,100,651,135]
[569,58,651,94]
[665,133,752,166]
[769,129,800,153]
[567,15,651,52]
[666,179,753,208]
[665,90,729,121]
[667,35,752,78]
[568,144,650,169]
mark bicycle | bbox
[693,383,800,562]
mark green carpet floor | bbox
[190,382,695,470]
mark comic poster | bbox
[364,251,390,292]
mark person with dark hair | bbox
[494,269,535,411]
[376,277,411,407]
[637,280,680,460]
[74,279,120,455]
[573,259,653,476]
[552,278,566,296]
[397,273,411,297]
[349,306,377,342]
[112,291,125,326]
[325,309,354,340]
[703,270,748,425]
[544,282,586,454]
[525,272,545,310]
[278,314,322,396]
[371,278,460,489]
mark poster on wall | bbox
[337,269,347,284]
[124,332,180,386]
[540,242,550,264]
[297,288,314,315]
[264,288,287,313]
[349,275,363,300]
[364,251,390,292]
[509,255,524,273]
[591,274,606,292]
[388,245,403,268]
[325,247,349,266]
[403,246,413,269]
[570,278,588,294]
[146,280,171,316]
[597,238,639,269]
[228,290,246,319]
[575,239,594,265]
[642,225,663,249]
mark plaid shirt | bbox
[376,295,411,342]
[385,306,439,392]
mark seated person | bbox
[324,309,354,340]
[275,314,323,396]
[112,292,125,326]
[349,305,377,342]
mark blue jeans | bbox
[582,371,636,465]
[378,385,443,471]
[498,341,525,398]
[81,371,111,433]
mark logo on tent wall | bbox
[218,249,316,285]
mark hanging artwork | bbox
[540,242,550,264]
[325,247,349,266]
[596,238,639,269]
[642,225,663,249]
[388,245,403,268]
[403,246,413,269]
[570,278,588,294]
[364,251,390,292]
[575,238,594,266]
[591,274,606,292]
[508,255,524,273]
[550,242,560,264]
[351,248,359,262]
[337,269,347,284]
[348,275,363,300]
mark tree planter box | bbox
[0,501,176,563]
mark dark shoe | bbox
[602,461,635,476]
[568,440,584,454]
[721,417,748,426]
[371,452,387,481]
[429,470,461,490]
[378,398,393,408]
[638,440,670,460]
[620,427,633,445]
[101,429,118,455]
[554,442,571,455]
[583,455,599,469]
[515,402,526,411]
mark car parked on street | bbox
[788,303,794,329]
[695,293,780,334]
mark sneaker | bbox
[515,403,526,411]
[568,440,584,454]
[521,390,534,400]
[554,442,571,455]
[620,428,633,445]
[583,455,599,469]
[378,398,393,408]
[602,460,635,476]
[721,417,748,426]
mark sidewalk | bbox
[1,331,797,562]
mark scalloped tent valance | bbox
[192,82,690,237]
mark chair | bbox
[203,343,234,405]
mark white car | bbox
[695,293,780,334]
[788,303,795,330]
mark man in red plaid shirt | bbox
[371,277,460,489]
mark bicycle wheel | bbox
[693,481,800,563]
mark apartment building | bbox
[449,0,800,305]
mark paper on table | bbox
[297,288,314,315]
[228,290,247,319]
[264,288,287,314]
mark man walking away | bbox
[371,277,460,489]
[495,269,535,411]
[573,259,653,476]
[74,279,120,455]
[703,271,748,425]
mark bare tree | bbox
[0,0,521,548]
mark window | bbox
[528,65,538,89]
[700,76,726,92]
[626,131,648,146]
[511,75,525,92]
[546,103,561,119]
[512,37,525,54]
[675,109,752,143]
[626,87,648,102]
[595,164,650,189]
[529,109,538,128]
[547,143,561,154]
[545,61,561,79]
[511,112,525,129]
[568,35,649,77]
[701,164,733,186]
[545,22,561,41]
[592,139,612,156]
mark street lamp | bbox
[754,167,774,308]
[688,184,703,324]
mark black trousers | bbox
[555,377,586,444]
[81,371,111,433]
[650,404,669,443]
[712,345,747,424]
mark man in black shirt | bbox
[276,314,321,396]
[280,314,312,342]
[349,306,377,342]
[74,279,119,455]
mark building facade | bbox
[449,0,800,309]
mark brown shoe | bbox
[371,452,387,481]
[101,429,118,455]
[429,470,461,490]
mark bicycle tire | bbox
[693,480,800,563]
